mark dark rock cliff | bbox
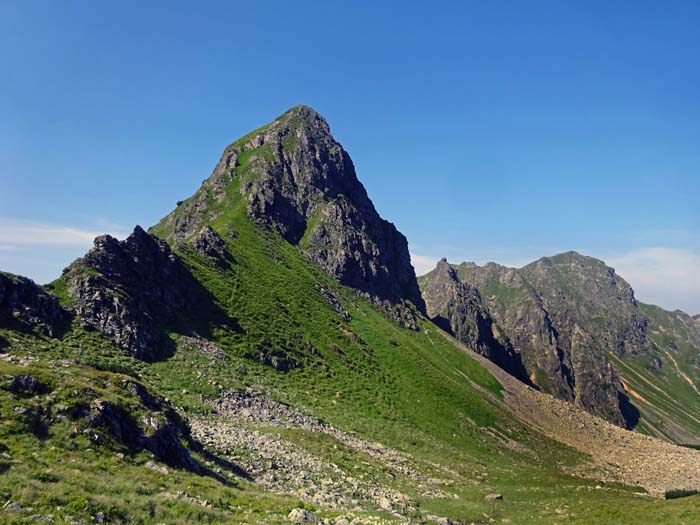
[0,272,68,336]
[420,259,528,381]
[62,226,200,361]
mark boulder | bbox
[288,508,318,523]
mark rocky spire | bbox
[155,105,425,313]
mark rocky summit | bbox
[61,226,205,361]
[155,105,425,315]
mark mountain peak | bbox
[427,258,460,283]
[153,107,425,314]
[282,104,324,119]
[421,247,654,428]
[529,250,609,270]
[268,104,331,138]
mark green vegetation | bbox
[0,351,300,524]
[298,204,325,249]
[665,489,700,500]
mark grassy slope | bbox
[0,332,297,525]
[615,303,700,444]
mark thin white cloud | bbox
[411,254,440,276]
[0,218,125,247]
[606,247,700,315]
[0,218,128,284]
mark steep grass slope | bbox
[615,302,700,444]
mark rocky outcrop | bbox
[70,379,197,470]
[420,252,644,427]
[314,285,351,321]
[154,105,425,315]
[62,226,200,361]
[8,374,49,396]
[0,272,68,336]
[188,225,234,269]
[257,340,302,372]
[420,259,528,381]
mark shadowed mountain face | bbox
[420,252,654,428]
[61,226,203,361]
[0,272,68,337]
[155,105,425,315]
[420,259,530,383]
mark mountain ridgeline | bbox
[419,252,700,440]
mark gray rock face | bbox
[452,261,579,405]
[420,259,528,381]
[156,105,425,314]
[420,252,645,427]
[188,225,234,269]
[0,272,68,336]
[63,226,198,361]
[8,375,48,396]
[72,380,197,470]
[520,252,650,359]
[314,285,351,321]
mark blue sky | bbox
[1,1,698,313]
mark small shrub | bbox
[78,358,139,377]
[32,471,60,483]
[665,488,700,499]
